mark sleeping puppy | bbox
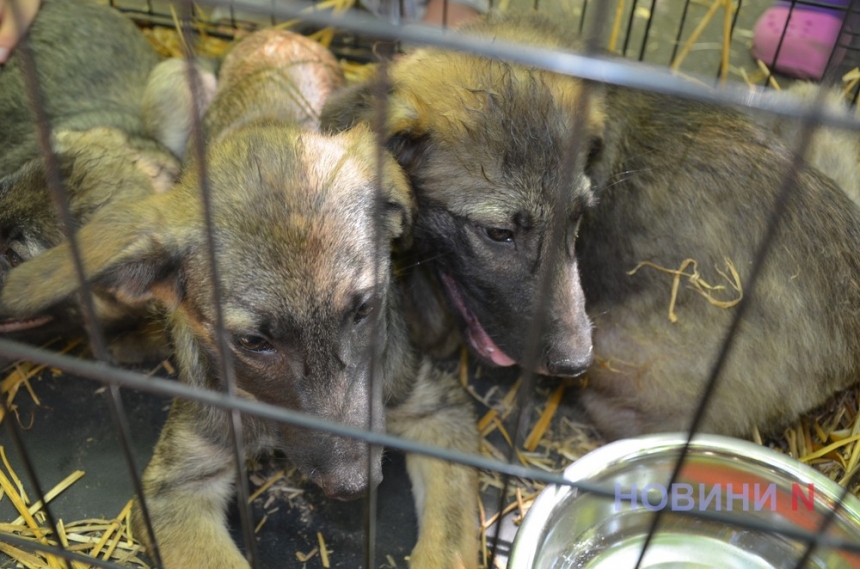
[0,0,215,353]
[0,29,478,569]
[321,11,860,439]
[0,127,178,352]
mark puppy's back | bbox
[0,0,160,177]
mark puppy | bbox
[753,81,860,204]
[0,127,178,341]
[1,30,478,569]
[0,0,216,349]
[323,13,599,376]
[322,12,860,439]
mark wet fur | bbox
[322,12,860,439]
[1,29,478,569]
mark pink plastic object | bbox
[751,1,851,79]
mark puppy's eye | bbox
[484,227,514,243]
[235,335,274,353]
[354,302,373,324]
[2,248,22,268]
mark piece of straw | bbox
[89,500,132,558]
[317,532,330,567]
[11,470,84,526]
[248,469,286,503]
[720,0,732,84]
[608,0,626,54]
[524,385,565,452]
[296,547,318,562]
[756,59,781,90]
[671,0,721,71]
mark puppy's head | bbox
[322,12,603,376]
[0,127,179,336]
[203,29,344,139]
[1,123,413,501]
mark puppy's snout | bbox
[318,471,370,501]
[313,440,383,501]
[542,342,593,378]
[544,352,592,377]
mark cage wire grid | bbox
[3,0,860,567]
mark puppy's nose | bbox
[543,348,593,378]
[318,472,371,501]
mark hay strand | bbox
[671,0,721,71]
[756,59,782,90]
[317,532,330,568]
[478,379,521,433]
[720,0,732,84]
[608,0,626,54]
[0,541,43,569]
[89,500,132,558]
[248,469,286,503]
[296,547,318,562]
[524,385,565,452]
[628,258,742,323]
[11,470,85,526]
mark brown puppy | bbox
[1,30,478,569]
[322,12,860,439]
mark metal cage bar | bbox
[175,1,262,563]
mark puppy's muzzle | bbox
[313,441,383,501]
[318,472,370,501]
[540,341,593,378]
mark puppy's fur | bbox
[322,12,860,439]
[1,30,478,569]
[753,81,860,204]
[0,0,216,351]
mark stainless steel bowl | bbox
[509,433,860,569]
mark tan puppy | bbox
[1,30,478,568]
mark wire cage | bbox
[3,0,860,567]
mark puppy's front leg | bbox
[387,360,480,569]
[131,400,249,569]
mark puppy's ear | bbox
[379,155,417,249]
[320,81,377,134]
[0,192,192,317]
[321,79,422,138]
[322,79,429,179]
[142,57,219,159]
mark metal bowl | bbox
[509,433,860,569]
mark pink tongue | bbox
[439,274,516,367]
[0,315,54,334]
